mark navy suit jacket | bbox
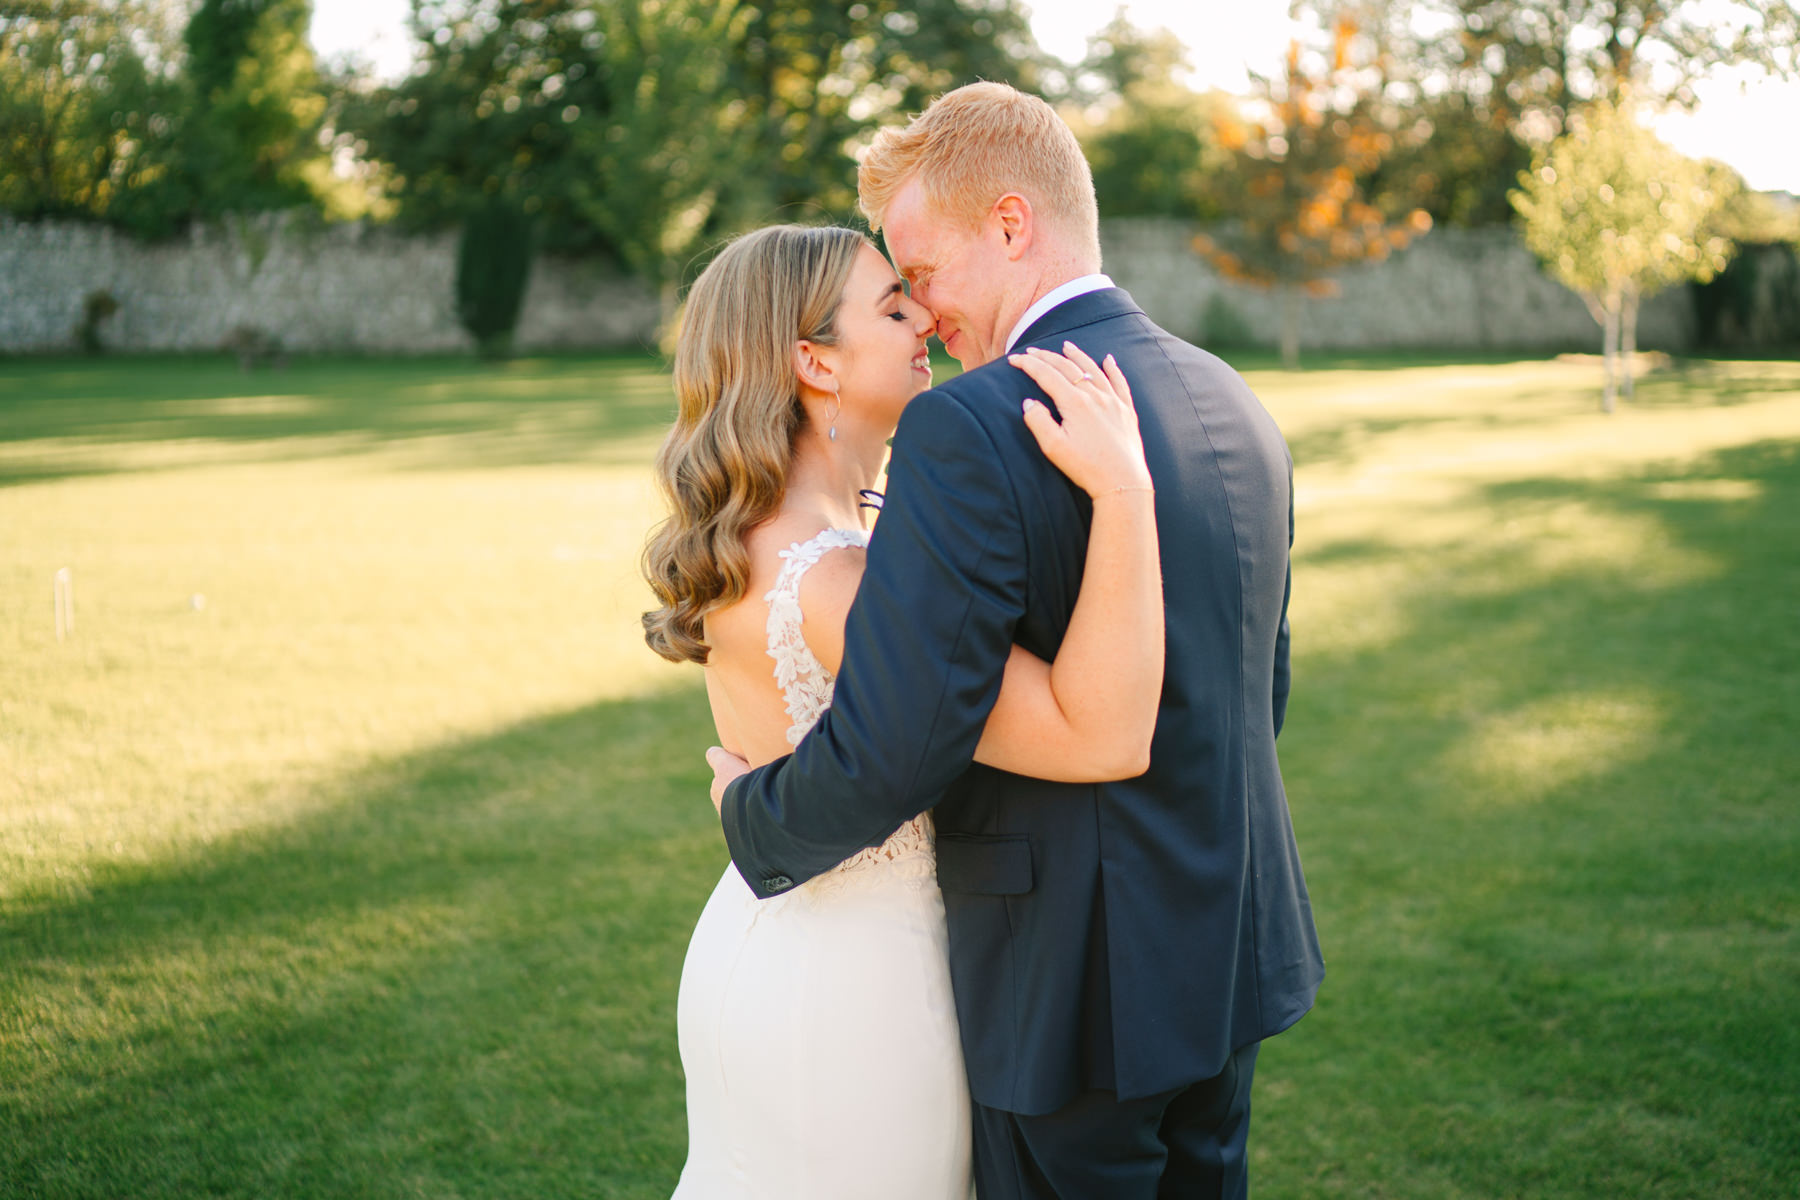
[721,288,1323,1115]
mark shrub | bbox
[222,324,285,371]
[75,290,120,354]
[455,200,535,359]
[1201,293,1256,349]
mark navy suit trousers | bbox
[972,1042,1260,1200]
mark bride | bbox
[642,223,1162,1199]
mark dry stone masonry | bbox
[1,214,1697,356]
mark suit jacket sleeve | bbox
[719,387,1027,896]
[1272,458,1294,739]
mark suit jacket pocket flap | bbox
[935,834,1033,896]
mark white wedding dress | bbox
[672,528,973,1199]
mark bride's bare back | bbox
[702,507,869,770]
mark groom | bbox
[712,82,1322,1198]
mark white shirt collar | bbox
[1004,273,1115,354]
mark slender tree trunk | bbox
[1601,295,1620,414]
[1280,283,1301,370]
[1621,288,1639,403]
[656,273,680,354]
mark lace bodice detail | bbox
[764,528,935,888]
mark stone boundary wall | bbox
[1100,218,1695,353]
[0,214,660,355]
[1,213,1696,355]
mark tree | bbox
[1060,14,1236,221]
[1,0,352,234]
[1302,0,1800,135]
[348,0,743,341]
[1510,99,1734,411]
[1691,182,1800,349]
[715,0,1039,225]
[0,0,182,227]
[1293,0,1798,227]
[349,0,1042,335]
[1360,89,1532,227]
[455,196,534,357]
[170,0,329,217]
[1195,21,1432,368]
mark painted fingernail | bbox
[1063,341,1076,352]
[1022,399,1040,413]
[1104,354,1116,367]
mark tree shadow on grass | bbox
[1228,351,1565,374]
[1262,437,1799,1197]
[0,354,682,487]
[1,678,722,1200]
[1626,358,1800,409]
[1279,358,1799,477]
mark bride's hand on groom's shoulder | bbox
[705,745,750,815]
[1009,342,1153,499]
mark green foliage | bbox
[1293,0,1797,226]
[221,322,287,369]
[1200,292,1256,348]
[164,0,329,218]
[1711,179,1800,247]
[0,0,337,234]
[353,1,637,259]
[1511,101,1734,305]
[0,0,183,225]
[455,198,536,357]
[1063,16,1235,221]
[1301,0,1800,136]
[1511,99,1736,407]
[1363,92,1532,228]
[74,289,118,354]
[1693,241,1800,350]
[347,0,1040,293]
[1198,25,1432,366]
[714,0,1040,225]
[347,0,756,298]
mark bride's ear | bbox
[793,339,837,397]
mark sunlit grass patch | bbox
[1453,690,1664,803]
[3,351,1798,1198]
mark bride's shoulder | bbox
[703,513,865,677]
[746,511,864,567]
[708,512,858,628]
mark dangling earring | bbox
[826,394,840,442]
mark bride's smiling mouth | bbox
[912,349,932,377]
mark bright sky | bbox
[309,0,1800,194]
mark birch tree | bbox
[1510,99,1734,411]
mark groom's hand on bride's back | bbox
[706,746,750,815]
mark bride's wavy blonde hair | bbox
[642,224,868,664]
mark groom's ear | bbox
[992,193,1033,261]
[793,339,836,394]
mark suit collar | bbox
[1012,287,1144,349]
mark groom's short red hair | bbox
[858,82,1099,258]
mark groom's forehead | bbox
[882,186,949,260]
[885,229,944,281]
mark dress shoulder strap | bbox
[763,527,868,745]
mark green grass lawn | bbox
[3,350,1797,1198]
